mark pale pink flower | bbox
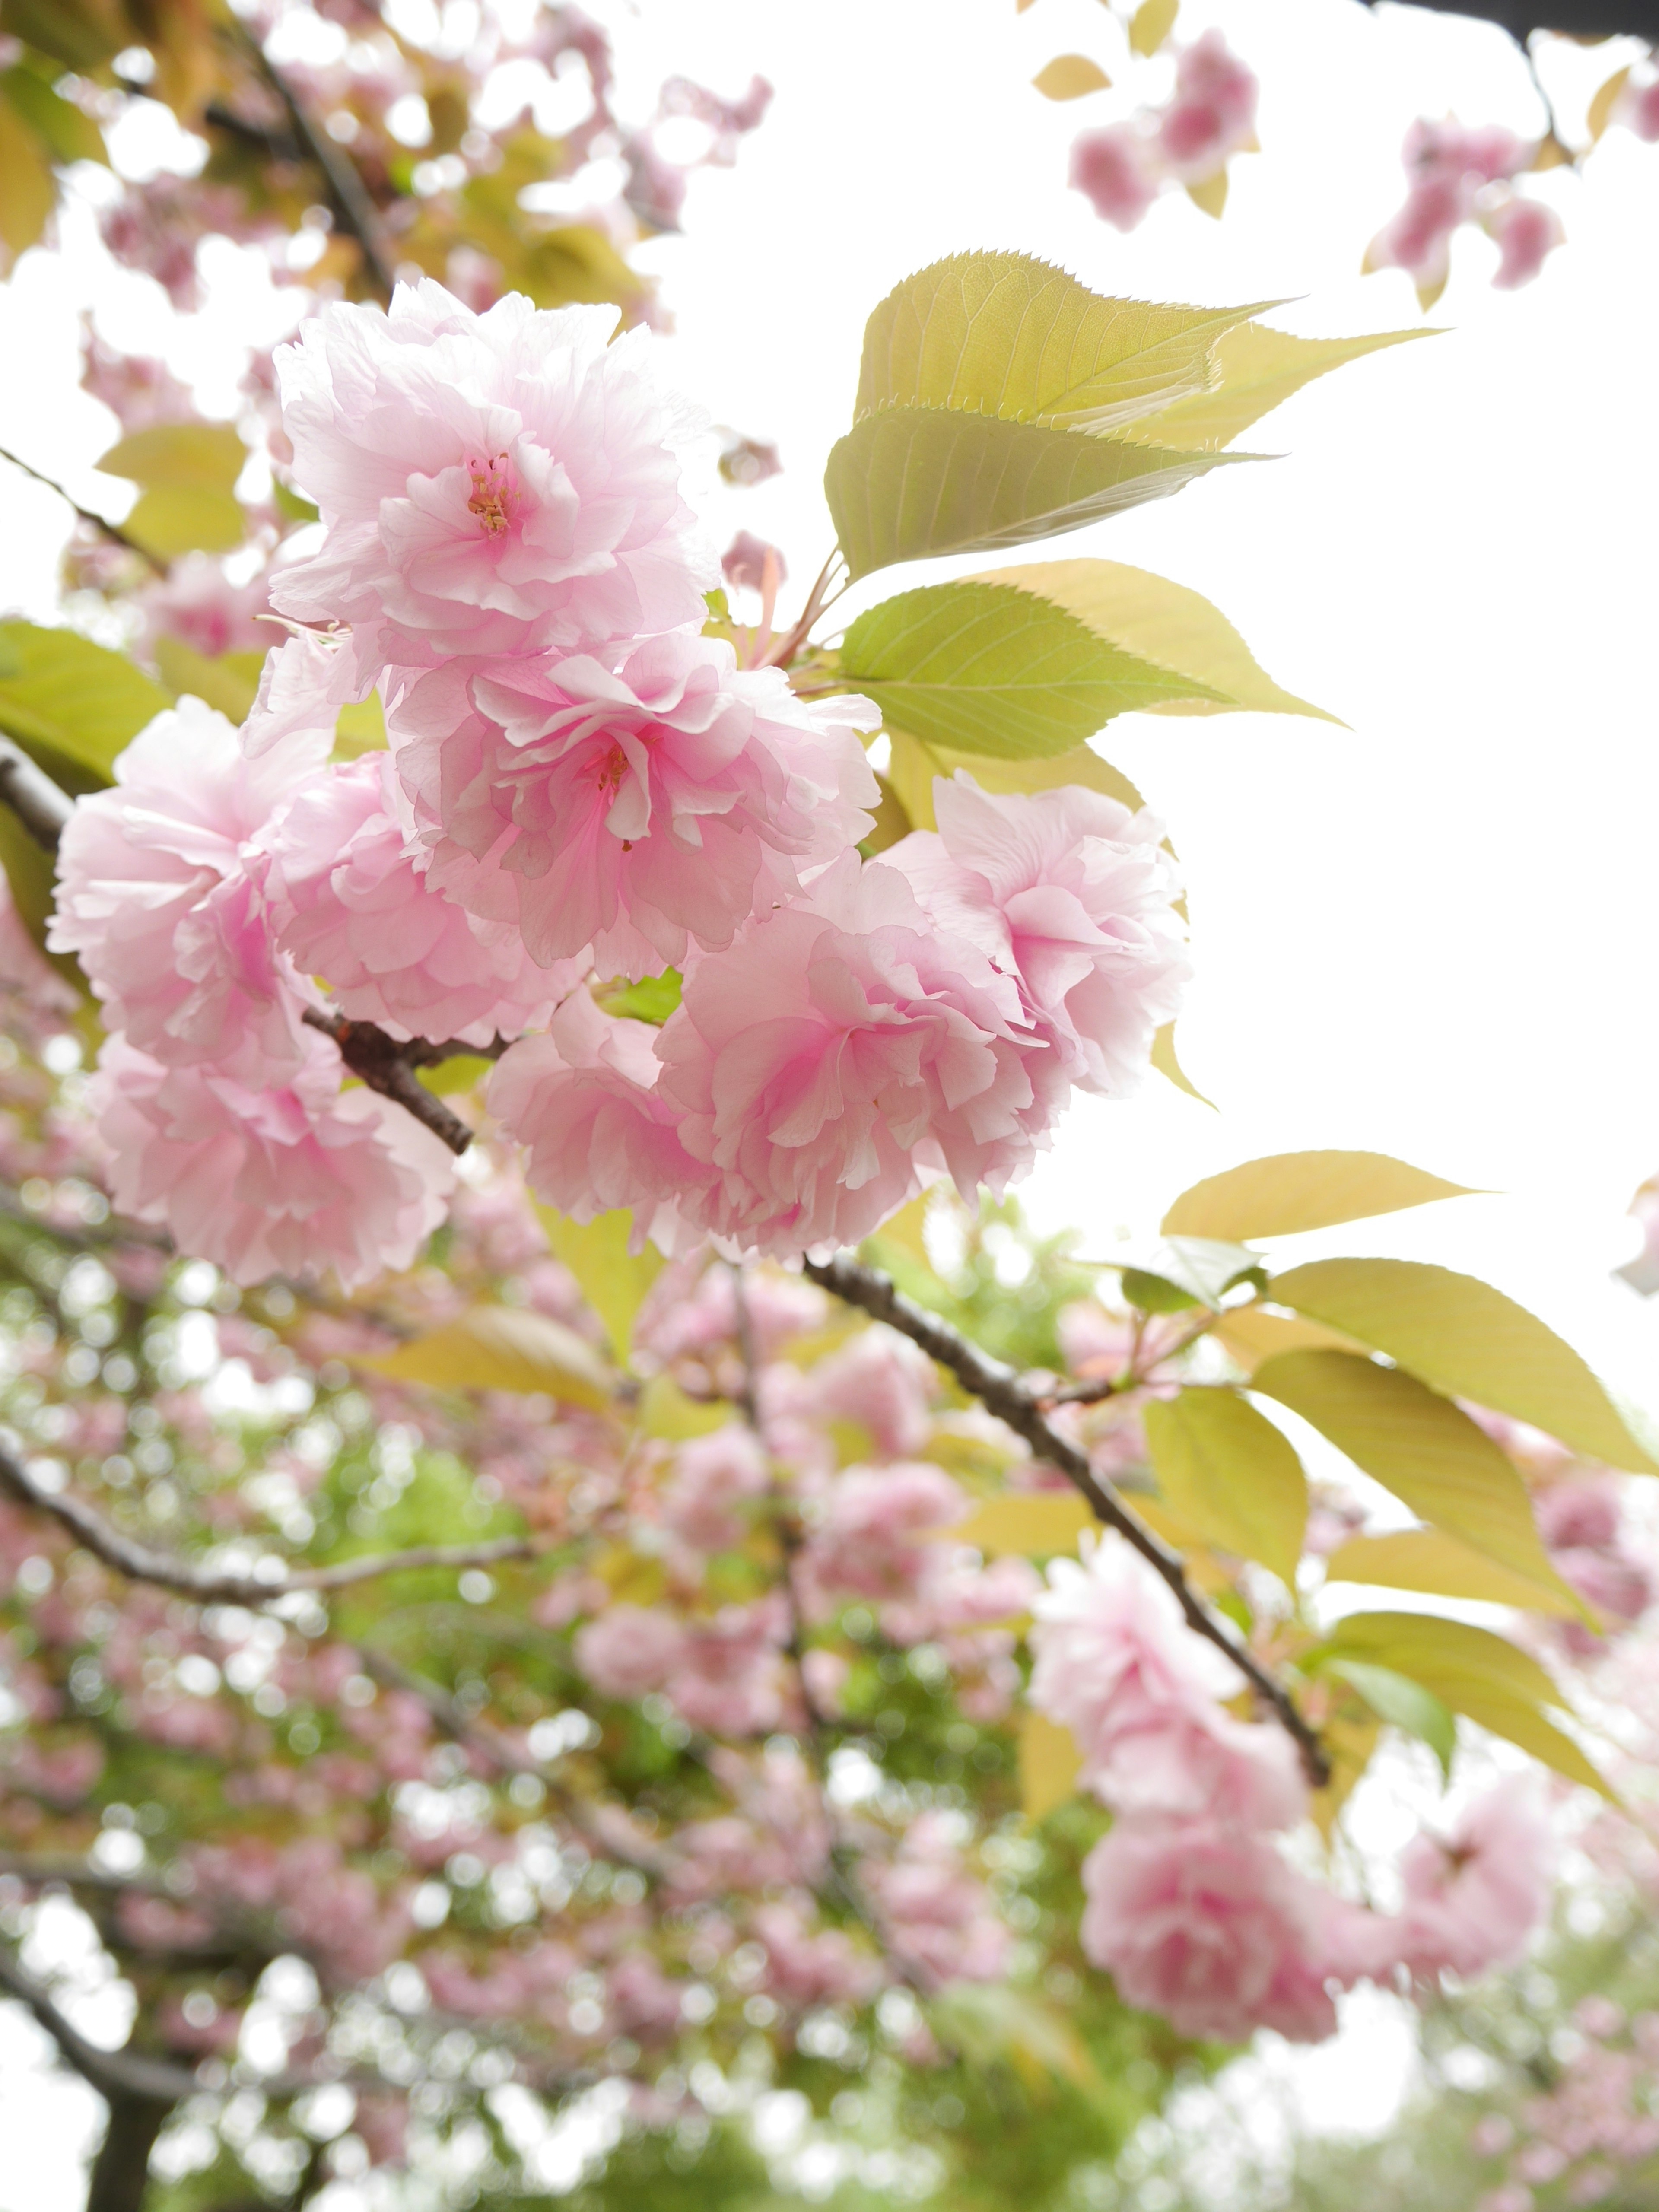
[885,773,1188,1098]
[574,1604,688,1700]
[750,1900,882,2010]
[1398,1775,1555,1979]
[1535,1477,1623,1553]
[1070,122,1162,231]
[1158,31,1259,182]
[1478,2189,1535,2212]
[49,696,328,1077]
[136,552,272,661]
[661,1425,771,1553]
[867,1812,1012,1986]
[240,624,356,762]
[0,877,77,1015]
[721,530,786,593]
[271,280,716,681]
[1030,1541,1306,1829]
[90,1030,454,1289]
[805,1462,967,1603]
[390,632,878,975]
[1368,119,1534,294]
[1080,1818,1357,2042]
[672,1599,788,1736]
[810,1325,938,1459]
[1486,194,1564,288]
[268,753,584,1045]
[1613,74,1659,143]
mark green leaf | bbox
[0,620,167,789]
[271,479,320,525]
[824,408,1238,582]
[334,692,386,760]
[591,969,683,1025]
[97,422,246,493]
[1150,1021,1213,1107]
[1018,1709,1082,1822]
[416,1053,491,1096]
[151,636,261,724]
[1112,1236,1266,1312]
[0,0,125,71]
[121,485,245,559]
[1131,321,1430,455]
[0,804,85,993]
[837,581,1219,760]
[1163,1150,1479,1240]
[1213,1306,1360,1372]
[1252,1350,1583,1615]
[1,64,104,164]
[968,557,1335,721]
[535,1205,664,1367]
[883,728,1144,832]
[359,1308,617,1410]
[947,1493,1095,1557]
[1129,0,1179,56]
[0,88,54,256]
[930,1982,1102,2094]
[1321,1657,1455,1779]
[1320,1610,1610,1796]
[858,772,912,858]
[1032,55,1111,99]
[1323,1528,1581,1620]
[1269,1257,1659,1476]
[638,1372,732,1440]
[1143,1386,1308,1585]
[853,254,1270,432]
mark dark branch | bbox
[0,735,73,853]
[803,1252,1329,1787]
[0,1441,537,1604]
[0,1941,200,2104]
[1366,0,1659,40]
[0,445,165,575]
[301,1007,479,1155]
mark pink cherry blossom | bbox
[804,1462,967,1604]
[574,1604,689,1700]
[1486,195,1565,289]
[1157,31,1259,184]
[1079,1818,1365,2042]
[1030,1540,1306,1830]
[135,552,273,661]
[1069,123,1162,231]
[240,624,358,762]
[389,632,878,976]
[661,1425,772,1553]
[810,1324,938,1459]
[1367,119,1535,296]
[749,1901,882,2010]
[1613,74,1659,143]
[268,753,585,1045]
[48,696,329,1077]
[1398,1774,1555,1980]
[89,1029,454,1289]
[270,280,717,682]
[886,772,1188,1097]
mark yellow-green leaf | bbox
[1019,1708,1082,1821]
[0,0,124,70]
[536,1205,663,1366]
[416,1053,491,1096]
[824,408,1239,582]
[1323,1528,1580,1619]
[883,726,1144,831]
[1129,0,1179,55]
[0,89,54,256]
[637,1372,733,1440]
[1,64,105,165]
[1162,1149,1478,1240]
[1143,1386,1307,1584]
[948,1492,1095,1556]
[837,581,1221,759]
[1032,54,1111,99]
[1149,1022,1213,1106]
[98,422,246,493]
[334,691,387,758]
[969,558,1334,721]
[152,636,261,723]
[1588,66,1631,141]
[1268,1258,1659,1476]
[1129,320,1430,455]
[1185,168,1228,219]
[1213,1305,1360,1372]
[852,253,1272,431]
[1252,1350,1582,1613]
[930,1982,1101,2093]
[360,1308,617,1409]
[1322,1657,1455,1778]
[122,485,245,559]
[1320,1611,1610,1796]
[858,772,912,858]
[0,619,167,789]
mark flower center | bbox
[466,451,516,538]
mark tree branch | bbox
[300,1008,478,1156]
[0,1940,200,2104]
[0,735,72,853]
[0,445,165,575]
[802,1252,1329,1786]
[0,1440,538,1603]
[1365,0,1659,40]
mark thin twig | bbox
[0,444,164,573]
[301,1008,477,1156]
[803,1252,1328,1786]
[232,29,398,300]
[764,549,846,669]
[0,1441,538,1603]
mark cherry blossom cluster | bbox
[49,277,1189,1286]
[1028,1539,1555,2042]
[1366,120,1564,306]
[1068,31,1259,232]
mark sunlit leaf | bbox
[1269,1257,1659,1475]
[1144,1386,1307,1584]
[1162,1150,1478,1240]
[0,620,167,789]
[637,1373,732,1440]
[1253,1350,1583,1613]
[1322,1657,1455,1779]
[0,90,54,256]
[152,637,261,723]
[858,771,912,857]
[591,969,683,1025]
[1,63,105,165]
[1018,1708,1082,1821]
[536,1205,664,1366]
[1324,1528,1580,1619]
[1112,1235,1265,1313]
[836,581,1219,759]
[334,692,386,759]
[947,1492,1095,1556]
[1130,320,1429,455]
[121,485,245,559]
[825,408,1239,582]
[359,1308,617,1410]
[1185,168,1228,219]
[931,1982,1102,2093]
[969,557,1334,721]
[1129,0,1179,55]
[1211,1305,1362,1373]
[1032,55,1111,99]
[883,726,1145,832]
[98,421,246,493]
[1588,66,1631,141]
[852,253,1271,432]
[0,0,125,70]
[1150,1022,1213,1106]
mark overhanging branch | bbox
[1366,0,1659,41]
[803,1252,1329,1786]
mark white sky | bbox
[2,0,1659,2198]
